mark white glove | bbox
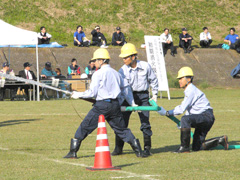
[132,103,141,112]
[158,106,167,116]
[71,91,83,99]
[151,94,158,102]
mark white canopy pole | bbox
[36,44,40,101]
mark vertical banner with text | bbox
[144,35,170,100]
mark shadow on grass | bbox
[0,119,41,127]
[117,162,141,168]
[151,145,180,154]
[158,96,184,99]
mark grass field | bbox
[0,89,240,180]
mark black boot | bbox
[129,139,143,157]
[111,135,124,156]
[202,135,229,150]
[174,128,190,153]
[64,138,81,158]
[142,135,151,157]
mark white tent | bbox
[0,19,40,101]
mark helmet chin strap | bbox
[183,77,192,88]
[129,55,137,67]
[98,59,107,69]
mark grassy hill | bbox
[0,0,240,47]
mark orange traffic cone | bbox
[86,115,121,171]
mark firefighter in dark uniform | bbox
[64,48,143,158]
[111,43,158,157]
[158,67,229,153]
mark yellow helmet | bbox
[92,48,110,60]
[119,43,138,58]
[177,67,194,79]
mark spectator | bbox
[224,28,240,53]
[85,60,97,78]
[67,58,81,78]
[0,62,17,101]
[112,26,126,46]
[41,62,57,78]
[200,27,212,48]
[160,28,175,57]
[91,25,108,48]
[55,68,70,98]
[18,62,37,100]
[73,25,90,47]
[179,28,193,53]
[37,26,52,45]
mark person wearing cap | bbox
[64,48,143,159]
[158,67,229,153]
[200,27,212,48]
[179,28,193,53]
[19,62,37,100]
[37,26,52,45]
[112,26,126,46]
[0,62,16,101]
[73,25,90,47]
[111,43,158,157]
[41,62,57,78]
[91,25,108,47]
[224,28,240,53]
[67,58,81,79]
[160,28,175,57]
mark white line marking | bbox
[0,146,162,180]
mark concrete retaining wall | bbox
[0,47,239,87]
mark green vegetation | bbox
[0,0,239,47]
[0,89,240,179]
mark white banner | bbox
[144,35,170,100]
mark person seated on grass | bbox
[67,58,81,79]
[160,28,175,57]
[112,26,126,46]
[200,27,212,48]
[37,26,52,45]
[85,60,96,78]
[73,25,90,47]
[0,62,17,101]
[224,27,240,53]
[158,67,229,153]
[18,62,37,100]
[179,28,193,53]
[91,25,108,48]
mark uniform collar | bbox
[100,64,110,69]
[184,83,194,94]
[127,60,143,71]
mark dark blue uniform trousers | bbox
[74,99,135,143]
[122,92,152,137]
[181,109,215,151]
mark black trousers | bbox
[230,39,240,50]
[112,41,125,46]
[74,99,135,143]
[121,92,152,137]
[180,109,215,151]
[162,42,175,54]
[73,41,89,47]
[179,40,192,49]
[38,38,51,45]
[200,40,212,48]
[92,35,107,46]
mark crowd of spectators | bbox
[37,24,240,54]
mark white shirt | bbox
[119,60,159,95]
[160,33,173,43]
[25,69,33,80]
[169,83,212,116]
[77,64,134,105]
[37,32,52,39]
[200,32,211,41]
